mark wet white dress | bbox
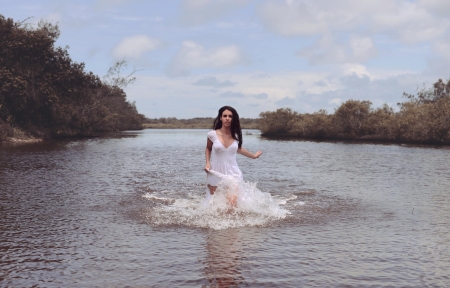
[206,130,243,186]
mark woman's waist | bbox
[210,163,241,172]
[210,160,239,167]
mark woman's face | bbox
[220,109,233,128]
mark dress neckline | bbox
[214,130,235,149]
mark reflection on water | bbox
[1,129,450,287]
[203,229,245,287]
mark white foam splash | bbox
[142,194,172,201]
[293,201,306,206]
[275,194,298,205]
[143,170,294,230]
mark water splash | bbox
[143,170,293,230]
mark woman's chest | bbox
[213,139,237,153]
[218,134,235,149]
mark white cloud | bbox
[193,76,235,87]
[111,15,142,21]
[257,0,390,37]
[125,71,331,117]
[95,0,131,10]
[329,98,342,105]
[167,41,244,76]
[257,1,328,36]
[253,93,268,99]
[180,0,251,25]
[419,0,450,15]
[258,0,450,45]
[112,35,162,59]
[340,74,372,88]
[371,1,449,43]
[275,97,296,106]
[251,73,272,79]
[124,66,426,118]
[433,41,450,60]
[428,39,450,75]
[349,35,377,60]
[341,64,371,78]
[220,91,245,98]
[97,0,126,5]
[297,34,377,64]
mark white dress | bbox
[206,130,243,186]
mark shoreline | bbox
[142,123,259,129]
[260,133,450,147]
[4,128,450,147]
[4,137,43,143]
[1,127,44,144]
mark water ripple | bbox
[1,130,449,287]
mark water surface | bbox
[1,129,449,287]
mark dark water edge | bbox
[261,133,450,147]
[1,129,450,287]
[1,130,140,145]
[5,128,450,148]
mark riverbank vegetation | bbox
[259,78,450,145]
[3,15,449,146]
[143,117,259,129]
[0,15,145,143]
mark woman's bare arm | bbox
[204,138,213,172]
[237,147,262,159]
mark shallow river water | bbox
[1,129,449,287]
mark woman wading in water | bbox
[204,106,262,207]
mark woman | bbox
[204,106,262,205]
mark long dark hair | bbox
[213,106,242,148]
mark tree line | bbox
[0,15,145,142]
[143,117,259,129]
[259,78,450,145]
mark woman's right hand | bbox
[204,163,211,173]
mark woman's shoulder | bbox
[207,130,218,141]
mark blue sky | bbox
[2,0,450,119]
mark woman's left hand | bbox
[254,151,263,159]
